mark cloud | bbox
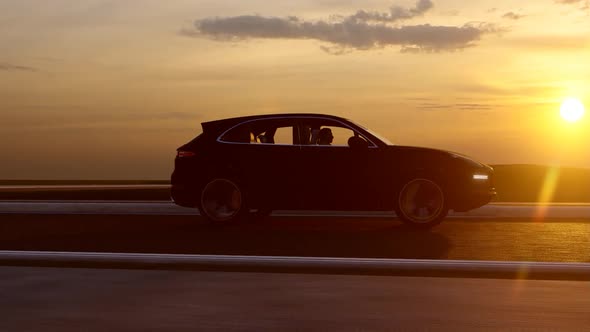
[348,0,433,23]
[502,12,525,20]
[554,0,590,9]
[0,63,38,72]
[417,102,495,111]
[185,1,501,53]
[453,82,560,98]
[455,103,495,110]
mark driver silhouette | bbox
[317,128,334,145]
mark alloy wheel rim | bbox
[399,179,444,223]
[201,179,242,221]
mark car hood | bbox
[386,145,491,169]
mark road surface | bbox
[2,213,590,262]
[1,266,589,331]
[2,202,590,330]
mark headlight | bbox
[473,174,489,180]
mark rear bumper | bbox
[170,184,198,208]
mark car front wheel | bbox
[395,177,448,229]
[198,178,248,223]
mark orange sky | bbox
[1,0,589,179]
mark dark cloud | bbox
[348,0,433,23]
[455,103,495,110]
[502,12,525,20]
[417,103,449,110]
[0,63,38,72]
[185,1,501,54]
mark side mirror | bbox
[348,136,368,150]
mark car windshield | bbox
[350,120,394,145]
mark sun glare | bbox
[560,97,585,123]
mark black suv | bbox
[171,113,495,228]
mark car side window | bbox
[272,127,294,145]
[220,124,256,143]
[255,126,296,145]
[299,120,373,147]
[220,119,298,145]
[312,126,354,146]
[303,124,356,146]
[220,118,371,147]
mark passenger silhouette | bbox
[317,128,334,145]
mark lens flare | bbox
[535,166,560,220]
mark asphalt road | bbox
[1,266,589,331]
[2,214,590,262]
[3,207,590,331]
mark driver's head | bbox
[318,128,334,145]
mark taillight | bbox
[177,150,196,158]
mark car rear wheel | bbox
[199,178,248,223]
[395,177,448,229]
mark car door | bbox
[219,118,304,210]
[298,120,380,211]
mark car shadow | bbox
[0,215,452,260]
[160,216,452,260]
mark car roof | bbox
[201,113,351,135]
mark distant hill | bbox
[491,164,590,203]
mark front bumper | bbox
[452,188,496,212]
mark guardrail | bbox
[1,251,589,281]
[1,201,590,218]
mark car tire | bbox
[198,178,249,224]
[395,177,448,229]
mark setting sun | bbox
[560,98,586,123]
